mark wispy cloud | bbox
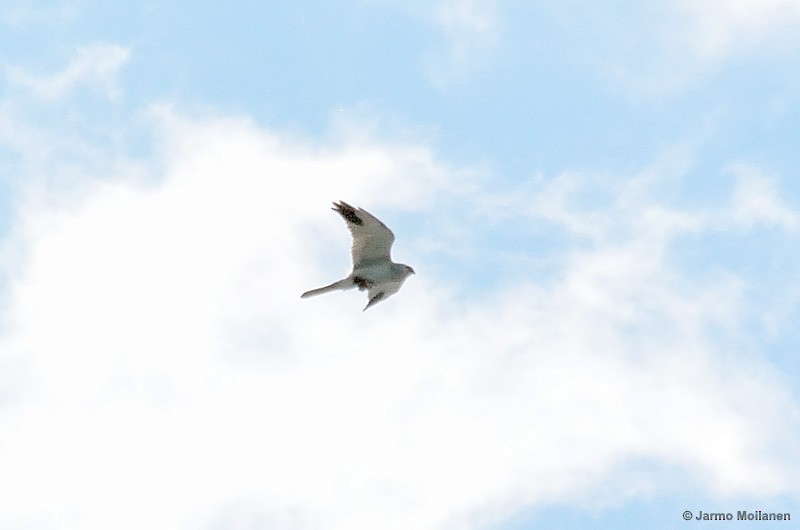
[427,0,500,83]
[674,0,800,60]
[371,0,501,85]
[3,1,78,26]
[7,44,131,101]
[564,0,800,96]
[727,163,800,231]
[0,106,797,530]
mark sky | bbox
[1,1,799,529]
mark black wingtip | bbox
[332,200,363,225]
[363,291,385,311]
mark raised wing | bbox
[332,201,395,269]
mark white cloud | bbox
[3,1,78,26]
[727,163,800,231]
[567,0,800,95]
[429,0,499,80]
[673,0,800,60]
[379,0,500,84]
[7,44,131,101]
[0,107,798,530]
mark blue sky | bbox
[1,1,800,529]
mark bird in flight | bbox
[301,201,415,311]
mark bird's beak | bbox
[410,267,416,274]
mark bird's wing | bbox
[364,280,403,311]
[332,201,395,269]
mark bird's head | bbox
[404,265,415,276]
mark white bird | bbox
[301,201,415,311]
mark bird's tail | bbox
[300,278,351,298]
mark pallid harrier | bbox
[301,201,415,311]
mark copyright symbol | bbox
[683,511,693,520]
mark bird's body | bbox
[301,201,414,310]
